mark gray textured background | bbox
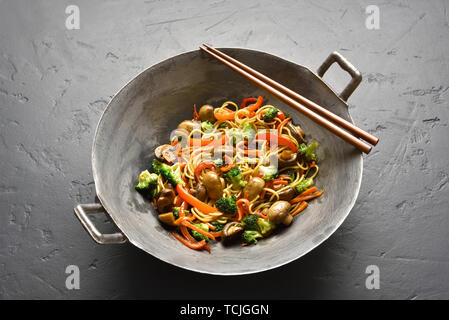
[0,0,448,299]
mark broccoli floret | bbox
[218,122,228,129]
[296,178,314,194]
[299,141,318,162]
[242,230,263,245]
[242,214,259,230]
[259,165,279,181]
[223,167,247,189]
[172,207,180,219]
[210,221,225,232]
[215,196,238,214]
[172,207,190,219]
[263,107,279,122]
[152,158,162,174]
[135,170,158,199]
[190,223,210,242]
[135,170,158,191]
[155,160,185,186]
[257,218,275,236]
[241,122,255,141]
[242,215,275,236]
[201,120,214,132]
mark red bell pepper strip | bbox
[277,117,291,134]
[244,96,263,112]
[236,198,250,221]
[276,110,285,121]
[194,162,216,180]
[255,132,298,153]
[254,211,269,219]
[241,97,257,108]
[220,155,234,172]
[214,108,235,121]
[193,104,200,120]
[171,232,207,250]
[189,134,226,147]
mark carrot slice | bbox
[298,186,318,197]
[176,185,217,214]
[290,190,324,204]
[291,201,308,217]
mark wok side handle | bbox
[317,51,362,101]
[74,203,127,244]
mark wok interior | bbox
[93,49,362,275]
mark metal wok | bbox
[74,48,363,275]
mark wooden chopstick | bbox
[200,45,374,154]
[202,43,378,147]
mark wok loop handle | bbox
[317,51,362,101]
[74,203,127,244]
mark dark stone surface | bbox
[0,0,448,299]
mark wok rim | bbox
[90,47,364,275]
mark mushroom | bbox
[198,104,216,123]
[158,212,176,226]
[191,184,207,202]
[267,200,292,225]
[222,221,243,239]
[177,120,196,133]
[157,188,175,213]
[277,149,297,168]
[154,144,177,164]
[201,170,223,200]
[286,122,305,143]
[243,177,265,200]
[282,214,293,226]
[277,187,297,201]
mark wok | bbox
[74,48,363,275]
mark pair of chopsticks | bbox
[199,44,378,154]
